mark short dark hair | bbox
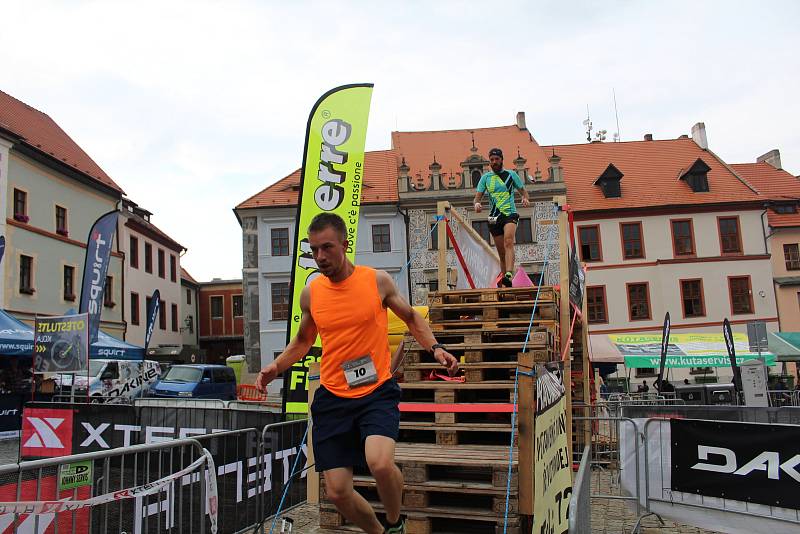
[308,212,347,240]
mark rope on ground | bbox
[504,210,557,534]
[268,421,311,534]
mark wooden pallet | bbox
[428,300,558,323]
[405,327,552,348]
[399,421,514,446]
[430,318,560,332]
[403,351,552,382]
[400,381,517,404]
[429,286,558,305]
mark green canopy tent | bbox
[768,332,800,362]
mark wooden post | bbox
[555,195,574,463]
[436,201,449,291]
[306,362,320,504]
[518,351,535,515]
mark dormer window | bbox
[593,163,623,198]
[773,202,798,214]
[680,158,711,192]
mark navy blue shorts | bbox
[310,378,401,472]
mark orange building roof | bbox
[181,267,199,285]
[730,162,800,228]
[730,162,800,200]
[237,149,398,209]
[0,90,123,194]
[391,124,550,179]
[546,138,761,213]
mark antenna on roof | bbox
[583,106,593,142]
[613,89,621,142]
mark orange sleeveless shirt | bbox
[309,266,392,398]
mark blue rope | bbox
[268,422,311,534]
[399,216,443,275]
[503,218,556,533]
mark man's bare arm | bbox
[377,271,458,375]
[255,287,318,392]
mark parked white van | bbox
[56,360,161,401]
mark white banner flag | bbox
[447,211,501,289]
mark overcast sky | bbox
[3,1,797,281]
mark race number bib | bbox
[342,355,378,388]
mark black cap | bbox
[488,148,503,158]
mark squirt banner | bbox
[282,84,374,414]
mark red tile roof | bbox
[0,90,123,194]
[237,149,398,209]
[391,124,550,181]
[730,162,800,228]
[546,138,761,212]
[124,215,185,253]
[729,162,800,200]
[181,267,199,285]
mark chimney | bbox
[691,122,708,150]
[756,149,782,170]
[643,133,653,141]
[678,134,689,139]
[516,111,527,131]
[548,153,563,183]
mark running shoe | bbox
[385,517,405,533]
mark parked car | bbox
[149,364,237,400]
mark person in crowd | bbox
[637,380,649,393]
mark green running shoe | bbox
[385,517,405,533]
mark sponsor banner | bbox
[624,353,776,369]
[283,84,374,414]
[621,418,800,534]
[79,210,119,344]
[568,242,585,309]
[21,407,74,457]
[144,289,160,350]
[58,461,93,491]
[0,475,90,533]
[612,331,776,368]
[0,235,5,266]
[656,312,671,389]
[0,393,22,438]
[671,418,800,509]
[20,402,303,533]
[447,210,502,290]
[534,365,572,534]
[33,314,89,374]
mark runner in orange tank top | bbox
[256,213,457,534]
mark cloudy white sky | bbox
[2,1,798,281]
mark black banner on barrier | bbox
[671,418,800,509]
[0,393,22,437]
[21,403,303,534]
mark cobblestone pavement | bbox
[0,439,19,466]
[271,495,722,534]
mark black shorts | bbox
[310,378,401,472]
[489,212,520,236]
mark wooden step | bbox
[430,318,560,332]
[429,286,558,305]
[400,381,517,404]
[406,327,552,348]
[428,300,558,323]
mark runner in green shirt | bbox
[473,148,530,287]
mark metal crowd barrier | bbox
[1,412,310,534]
[639,417,800,529]
[568,444,591,534]
[0,435,213,534]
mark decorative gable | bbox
[593,163,623,198]
[680,158,711,192]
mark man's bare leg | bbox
[502,222,517,273]
[324,467,384,534]
[492,234,506,274]
[365,435,403,524]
